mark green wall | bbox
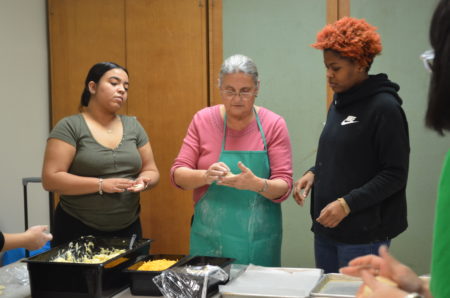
[223,0,449,274]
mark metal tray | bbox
[310,273,362,298]
[220,266,323,298]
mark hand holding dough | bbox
[360,276,397,297]
[225,171,235,177]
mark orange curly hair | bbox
[311,17,382,69]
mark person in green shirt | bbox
[42,62,160,247]
[340,0,450,297]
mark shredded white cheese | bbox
[51,238,125,264]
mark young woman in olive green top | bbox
[42,62,160,246]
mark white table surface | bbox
[112,288,220,298]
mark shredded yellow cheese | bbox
[137,259,177,271]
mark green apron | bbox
[190,110,282,266]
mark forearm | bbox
[42,171,100,195]
[2,233,29,252]
[253,178,289,201]
[173,167,208,190]
[347,105,410,213]
[345,167,408,212]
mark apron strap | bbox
[222,107,268,151]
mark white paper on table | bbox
[219,264,323,297]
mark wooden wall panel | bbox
[326,0,339,25]
[47,0,127,125]
[48,0,222,255]
[125,0,208,254]
[208,0,223,107]
[325,0,350,107]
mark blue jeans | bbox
[314,233,390,273]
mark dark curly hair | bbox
[311,17,382,70]
[425,0,450,135]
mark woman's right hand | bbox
[293,171,314,206]
[23,225,53,251]
[102,178,136,193]
[204,162,230,185]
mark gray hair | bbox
[218,54,259,87]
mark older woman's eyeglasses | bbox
[420,49,434,72]
[221,89,255,100]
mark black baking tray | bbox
[23,236,151,298]
[124,254,188,296]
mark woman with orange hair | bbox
[293,17,410,273]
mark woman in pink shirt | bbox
[171,54,293,266]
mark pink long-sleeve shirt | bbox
[170,105,293,204]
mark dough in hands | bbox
[225,171,235,177]
[360,276,397,297]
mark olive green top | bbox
[49,114,149,231]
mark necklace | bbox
[105,116,118,134]
[83,111,117,134]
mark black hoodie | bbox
[310,73,410,244]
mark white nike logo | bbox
[341,115,359,126]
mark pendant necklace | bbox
[106,116,118,134]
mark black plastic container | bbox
[23,237,151,298]
[125,255,234,297]
[124,254,188,296]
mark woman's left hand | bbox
[316,200,348,228]
[218,161,258,191]
[127,176,152,192]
